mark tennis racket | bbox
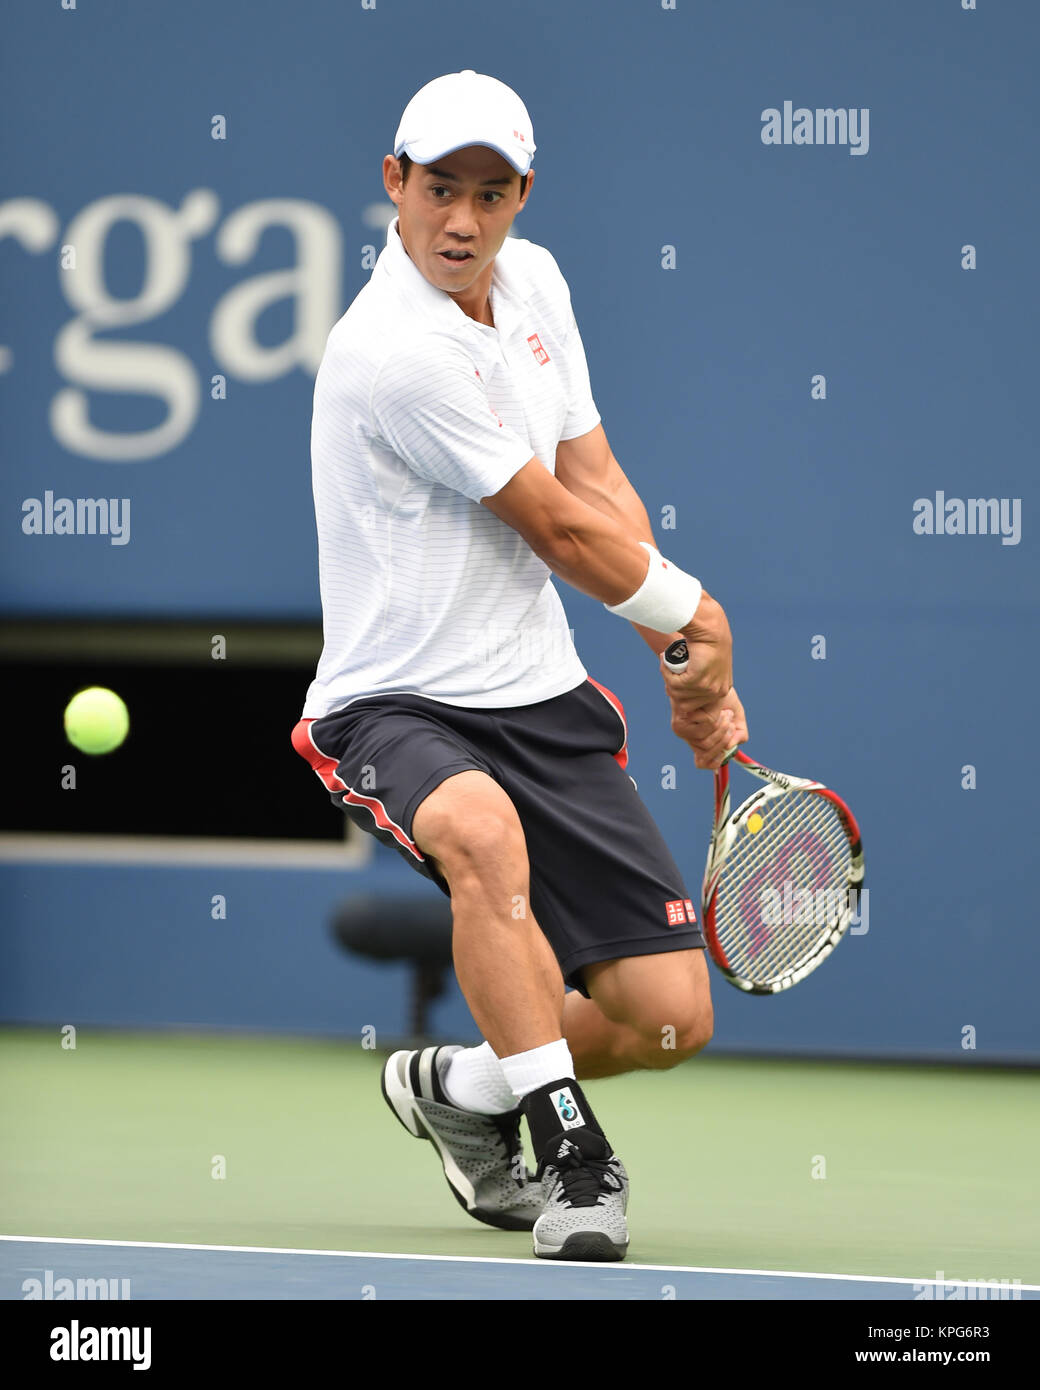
[663,638,865,994]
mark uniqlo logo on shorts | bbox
[665,899,687,926]
[527,333,550,365]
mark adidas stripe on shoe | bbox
[381,1045,542,1232]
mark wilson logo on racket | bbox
[736,828,837,957]
[705,763,864,993]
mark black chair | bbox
[330,894,454,1041]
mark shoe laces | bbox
[550,1139,623,1208]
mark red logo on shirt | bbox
[664,899,699,927]
[527,333,550,366]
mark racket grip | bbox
[664,638,739,765]
[662,638,688,672]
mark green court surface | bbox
[1,1027,1036,1283]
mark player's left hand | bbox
[667,685,748,770]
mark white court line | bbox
[2,1236,1036,1290]
[0,832,368,870]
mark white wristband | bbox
[604,542,702,633]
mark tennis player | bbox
[292,70,748,1262]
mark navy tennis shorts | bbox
[291,678,704,997]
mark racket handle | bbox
[662,638,688,672]
[664,639,739,765]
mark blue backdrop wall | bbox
[2,0,1036,1060]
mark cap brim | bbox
[396,137,532,177]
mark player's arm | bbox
[554,423,679,657]
[481,455,732,709]
[370,332,735,731]
[553,424,748,764]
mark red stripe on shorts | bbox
[586,678,629,771]
[290,717,424,861]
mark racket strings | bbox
[712,790,853,982]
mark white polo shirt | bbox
[301,215,601,717]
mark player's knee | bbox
[639,1006,713,1069]
[414,774,526,883]
[447,812,526,882]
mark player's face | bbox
[385,146,532,300]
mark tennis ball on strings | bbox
[64,687,130,755]
[746,812,764,835]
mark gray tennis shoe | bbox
[532,1131,629,1261]
[381,1045,543,1232]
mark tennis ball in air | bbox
[747,812,764,835]
[64,687,130,755]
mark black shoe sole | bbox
[536,1232,628,1262]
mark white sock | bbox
[499,1039,575,1101]
[440,1041,517,1115]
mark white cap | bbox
[394,70,536,177]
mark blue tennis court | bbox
[4,1237,1037,1302]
